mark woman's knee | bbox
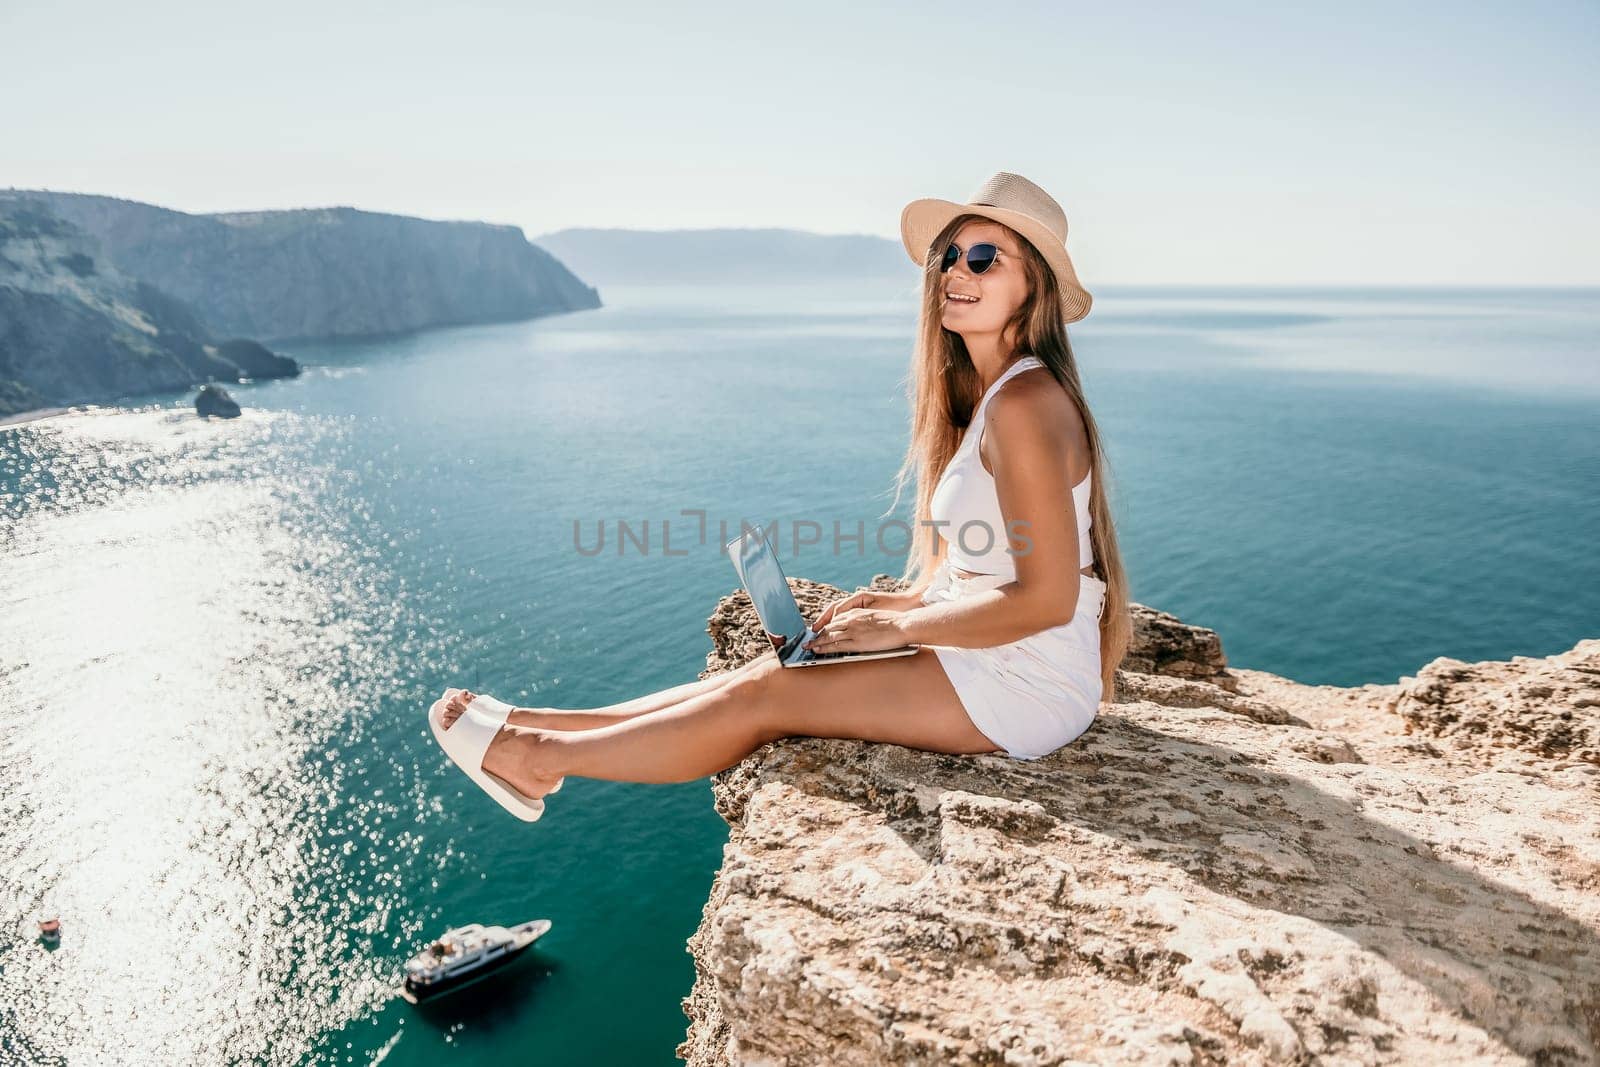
[713,654,779,686]
[722,655,786,738]
[734,654,784,696]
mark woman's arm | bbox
[901,380,1088,645]
[811,585,923,632]
[808,377,1089,654]
[895,584,1062,648]
[862,587,928,612]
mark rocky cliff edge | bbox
[679,575,1600,1066]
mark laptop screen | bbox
[727,525,810,660]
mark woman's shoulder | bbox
[983,363,1087,453]
[989,360,1071,417]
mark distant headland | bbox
[0,190,603,418]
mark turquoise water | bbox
[1,283,1596,1064]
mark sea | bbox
[1,281,1596,1065]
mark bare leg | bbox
[440,649,1004,795]
[506,656,766,731]
[507,596,939,731]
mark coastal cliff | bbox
[0,197,298,417]
[680,576,1600,1065]
[19,191,601,341]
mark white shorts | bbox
[919,562,1107,760]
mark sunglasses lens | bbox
[940,243,960,273]
[968,243,998,273]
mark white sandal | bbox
[428,690,561,822]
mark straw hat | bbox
[900,171,1093,324]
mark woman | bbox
[429,171,1132,822]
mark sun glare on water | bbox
[1,406,449,1064]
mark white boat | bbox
[400,919,552,1004]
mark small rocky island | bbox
[195,383,241,419]
[680,575,1599,1065]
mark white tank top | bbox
[928,355,1094,578]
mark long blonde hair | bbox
[884,213,1132,699]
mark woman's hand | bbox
[812,588,920,632]
[804,606,914,654]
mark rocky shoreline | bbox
[680,574,1599,1065]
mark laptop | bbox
[725,523,920,668]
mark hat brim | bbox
[900,198,1092,324]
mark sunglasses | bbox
[940,241,1002,275]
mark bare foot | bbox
[507,706,574,728]
[441,695,581,730]
[439,688,566,798]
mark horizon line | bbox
[7,187,1596,290]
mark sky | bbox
[2,0,1596,285]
